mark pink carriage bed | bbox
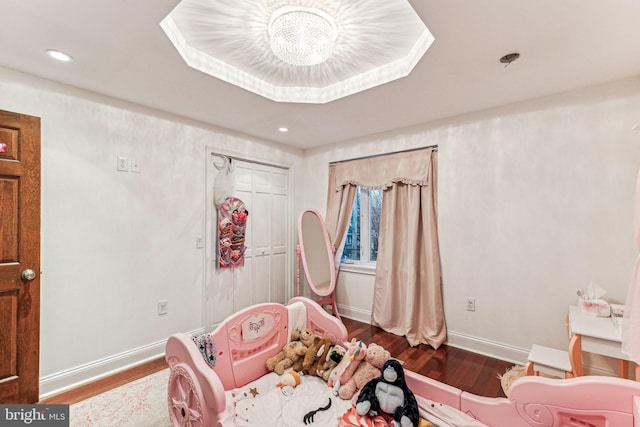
[165,297,640,426]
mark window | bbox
[342,187,382,263]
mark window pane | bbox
[342,187,361,260]
[369,189,382,261]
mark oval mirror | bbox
[297,208,336,298]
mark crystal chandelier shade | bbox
[161,0,434,103]
[268,7,337,67]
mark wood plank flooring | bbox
[40,317,513,404]
[39,357,168,405]
[342,317,512,398]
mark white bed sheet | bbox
[226,371,350,427]
[225,370,488,427]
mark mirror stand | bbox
[296,208,340,320]
[296,245,340,320]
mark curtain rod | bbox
[329,144,437,166]
[210,152,280,169]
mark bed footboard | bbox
[166,333,230,426]
[461,375,640,427]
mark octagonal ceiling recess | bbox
[161,0,434,104]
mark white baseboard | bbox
[446,331,619,377]
[338,305,619,377]
[445,330,529,365]
[39,328,204,400]
[337,303,371,324]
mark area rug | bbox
[70,368,171,427]
[498,365,526,397]
[499,365,558,397]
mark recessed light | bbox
[278,127,289,133]
[46,49,73,62]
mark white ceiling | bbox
[1,1,639,150]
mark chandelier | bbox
[268,6,338,67]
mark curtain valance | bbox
[331,148,434,191]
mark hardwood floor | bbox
[342,317,512,398]
[39,317,513,404]
[39,357,168,405]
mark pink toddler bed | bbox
[165,297,640,426]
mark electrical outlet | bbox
[466,297,476,312]
[130,158,140,173]
[158,300,168,316]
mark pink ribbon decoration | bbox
[0,143,6,153]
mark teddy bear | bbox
[356,359,419,427]
[265,341,308,375]
[327,339,367,391]
[291,328,316,348]
[302,336,333,375]
[316,344,346,381]
[338,342,392,401]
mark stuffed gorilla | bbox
[355,359,419,427]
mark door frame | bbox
[203,146,294,330]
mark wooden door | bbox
[0,110,41,403]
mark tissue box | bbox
[579,297,611,317]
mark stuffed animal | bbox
[338,342,392,401]
[266,341,308,375]
[316,344,346,381]
[356,359,420,427]
[289,328,315,372]
[276,370,302,388]
[302,336,333,375]
[291,328,316,348]
[327,339,367,391]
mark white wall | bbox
[0,66,304,396]
[303,76,640,373]
[2,64,639,395]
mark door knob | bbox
[21,269,36,281]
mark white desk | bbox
[568,305,638,380]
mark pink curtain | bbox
[327,148,445,348]
[371,150,445,348]
[622,169,640,363]
[326,166,357,263]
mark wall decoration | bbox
[218,196,248,269]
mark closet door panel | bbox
[234,161,253,193]
[252,191,271,255]
[271,168,288,195]
[271,190,287,252]
[253,165,271,194]
[272,252,286,303]
[234,257,252,312]
[271,172,288,304]
[253,253,270,304]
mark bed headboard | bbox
[202,297,348,390]
[212,303,290,389]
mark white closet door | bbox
[271,168,288,304]
[230,160,289,312]
[232,161,254,310]
[205,154,291,330]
